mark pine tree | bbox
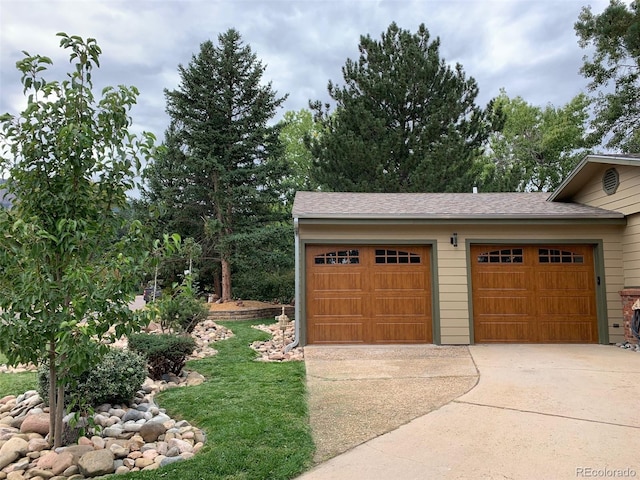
[309,22,497,193]
[145,29,288,301]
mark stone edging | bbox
[208,305,294,321]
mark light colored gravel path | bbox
[304,345,479,463]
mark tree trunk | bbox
[54,384,65,448]
[221,256,232,302]
[48,342,56,447]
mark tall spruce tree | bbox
[309,22,498,193]
[147,29,287,301]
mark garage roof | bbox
[292,191,625,220]
[548,154,640,202]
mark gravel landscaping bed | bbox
[0,315,301,479]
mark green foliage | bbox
[231,223,295,303]
[150,275,209,333]
[477,90,594,192]
[128,333,196,380]
[143,29,289,300]
[37,348,147,407]
[0,33,154,446]
[279,109,322,204]
[575,0,640,152]
[309,22,498,193]
[115,320,313,480]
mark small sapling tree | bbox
[0,33,155,447]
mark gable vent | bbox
[602,168,619,195]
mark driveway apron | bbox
[298,344,640,480]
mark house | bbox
[291,154,640,346]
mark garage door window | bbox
[538,248,584,264]
[314,249,360,264]
[375,249,421,264]
[477,248,523,264]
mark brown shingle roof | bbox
[292,191,624,220]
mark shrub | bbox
[151,276,209,333]
[157,290,209,333]
[38,348,147,408]
[234,268,294,304]
[128,333,196,380]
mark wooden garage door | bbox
[471,245,598,343]
[306,245,432,344]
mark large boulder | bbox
[60,444,94,463]
[0,436,28,469]
[78,449,115,477]
[139,422,166,443]
[20,412,50,435]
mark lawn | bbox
[1,320,315,479]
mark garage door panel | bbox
[306,245,432,344]
[310,323,366,344]
[475,296,529,315]
[475,321,532,342]
[536,271,593,290]
[538,322,597,343]
[372,271,427,290]
[311,297,364,317]
[311,272,364,291]
[537,296,594,315]
[475,271,529,290]
[373,296,428,316]
[374,322,429,343]
[471,244,598,343]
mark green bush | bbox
[152,276,209,333]
[38,348,147,408]
[233,268,295,304]
[157,291,209,333]
[128,333,196,380]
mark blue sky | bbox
[0,0,613,143]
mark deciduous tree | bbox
[478,90,593,192]
[575,0,640,152]
[279,109,321,202]
[0,34,154,446]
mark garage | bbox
[471,244,598,343]
[306,245,432,344]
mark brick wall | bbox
[619,288,640,343]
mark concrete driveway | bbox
[298,344,640,480]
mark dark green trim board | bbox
[465,240,475,345]
[465,238,609,345]
[298,239,440,346]
[592,241,610,345]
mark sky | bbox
[0,0,613,144]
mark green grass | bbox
[0,350,37,397]
[119,319,315,480]
[0,372,37,398]
[0,320,314,479]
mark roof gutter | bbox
[285,217,301,353]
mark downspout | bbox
[285,217,301,352]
